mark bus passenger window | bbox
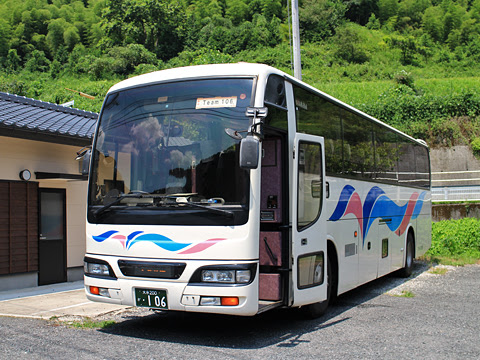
[398,138,416,185]
[374,125,398,184]
[415,145,430,188]
[342,110,374,179]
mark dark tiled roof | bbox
[0,92,98,146]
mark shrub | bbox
[24,50,51,72]
[428,218,480,259]
[394,70,415,89]
[471,137,480,157]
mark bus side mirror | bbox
[76,147,91,175]
[239,135,260,169]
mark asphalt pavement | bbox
[0,281,130,320]
[0,262,479,359]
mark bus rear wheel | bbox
[303,254,332,319]
[398,232,414,278]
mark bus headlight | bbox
[190,264,256,285]
[84,257,116,279]
[201,270,235,283]
[85,263,110,276]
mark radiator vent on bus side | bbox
[117,260,186,279]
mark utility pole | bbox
[291,0,302,80]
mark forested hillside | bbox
[2,0,480,146]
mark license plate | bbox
[135,288,168,309]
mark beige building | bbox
[0,92,97,291]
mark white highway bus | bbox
[83,63,431,317]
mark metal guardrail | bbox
[432,186,480,201]
[431,170,480,201]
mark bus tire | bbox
[398,232,414,278]
[303,254,332,319]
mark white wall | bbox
[0,135,88,268]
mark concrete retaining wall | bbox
[432,203,480,222]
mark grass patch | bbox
[393,290,415,298]
[432,200,480,205]
[68,318,116,329]
[422,255,480,267]
[428,267,448,275]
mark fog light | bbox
[98,288,110,297]
[200,297,221,306]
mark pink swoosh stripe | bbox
[345,192,363,239]
[395,192,419,236]
[113,235,126,248]
[178,238,227,254]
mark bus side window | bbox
[398,139,416,185]
[341,110,374,179]
[374,124,398,184]
[265,74,286,108]
[415,145,430,188]
[297,141,322,231]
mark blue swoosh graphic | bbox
[127,233,191,251]
[329,185,356,221]
[329,185,427,243]
[93,230,118,242]
[412,191,427,220]
[126,231,144,248]
[366,195,407,236]
[362,186,385,237]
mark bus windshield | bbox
[88,78,254,226]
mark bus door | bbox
[291,134,328,307]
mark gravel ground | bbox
[1,262,479,359]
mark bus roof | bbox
[107,63,280,94]
[107,62,427,148]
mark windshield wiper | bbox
[93,193,234,219]
[176,201,234,218]
[92,193,151,218]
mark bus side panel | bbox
[326,177,432,295]
[415,194,432,258]
[326,177,359,295]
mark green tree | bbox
[423,6,444,42]
[6,49,22,72]
[397,0,430,29]
[225,0,249,26]
[299,0,347,41]
[366,13,381,30]
[47,18,68,56]
[334,27,369,63]
[442,3,467,41]
[385,34,418,65]
[345,0,378,26]
[378,0,398,23]
[0,18,11,58]
[24,49,51,72]
[64,26,81,51]
[107,43,158,74]
[102,0,186,60]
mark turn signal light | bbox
[221,297,239,306]
[89,286,110,297]
[89,286,100,295]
